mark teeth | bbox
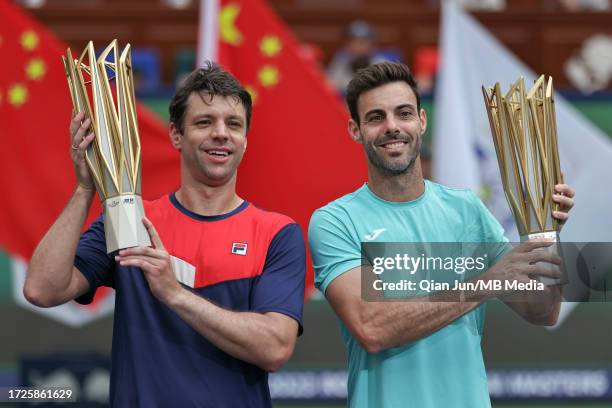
[383,142,405,148]
[208,150,229,157]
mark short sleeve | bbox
[467,192,511,265]
[308,208,361,295]
[250,223,306,335]
[74,215,116,305]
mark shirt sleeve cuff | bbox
[317,259,362,295]
[73,258,97,305]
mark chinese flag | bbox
[203,0,368,296]
[0,1,178,262]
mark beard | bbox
[363,132,421,175]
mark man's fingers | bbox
[117,246,161,259]
[116,254,151,263]
[518,239,554,253]
[71,113,88,140]
[555,183,575,198]
[528,263,561,279]
[119,246,155,257]
[116,254,157,264]
[143,217,165,250]
[70,111,85,136]
[77,133,95,152]
[553,194,574,210]
[117,257,156,271]
[72,118,91,148]
[527,250,562,266]
[552,189,573,227]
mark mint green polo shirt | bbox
[308,180,508,408]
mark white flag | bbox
[433,0,612,243]
[432,1,612,326]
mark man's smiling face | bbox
[350,81,427,175]
[176,92,247,187]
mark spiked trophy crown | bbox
[62,40,150,253]
[482,75,563,240]
[482,76,565,285]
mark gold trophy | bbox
[62,40,150,253]
[482,75,564,285]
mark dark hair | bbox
[346,62,421,124]
[169,62,252,134]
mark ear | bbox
[169,122,182,151]
[419,108,428,135]
[348,118,362,144]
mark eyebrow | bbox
[364,108,385,119]
[191,113,244,123]
[395,103,416,111]
[225,115,245,124]
[364,103,417,118]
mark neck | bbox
[367,158,425,202]
[176,170,242,216]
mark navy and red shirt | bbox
[74,193,306,408]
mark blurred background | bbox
[1,0,612,406]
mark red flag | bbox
[206,0,368,297]
[0,1,180,320]
[0,0,179,262]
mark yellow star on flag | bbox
[258,65,280,88]
[220,4,243,46]
[26,58,46,80]
[8,84,28,106]
[21,30,39,51]
[245,85,258,105]
[260,35,282,57]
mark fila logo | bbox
[231,242,248,256]
[364,228,386,241]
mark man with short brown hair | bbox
[309,61,574,407]
[25,63,306,407]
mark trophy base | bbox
[519,231,566,286]
[103,194,151,254]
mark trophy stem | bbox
[519,230,566,286]
[103,194,151,254]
